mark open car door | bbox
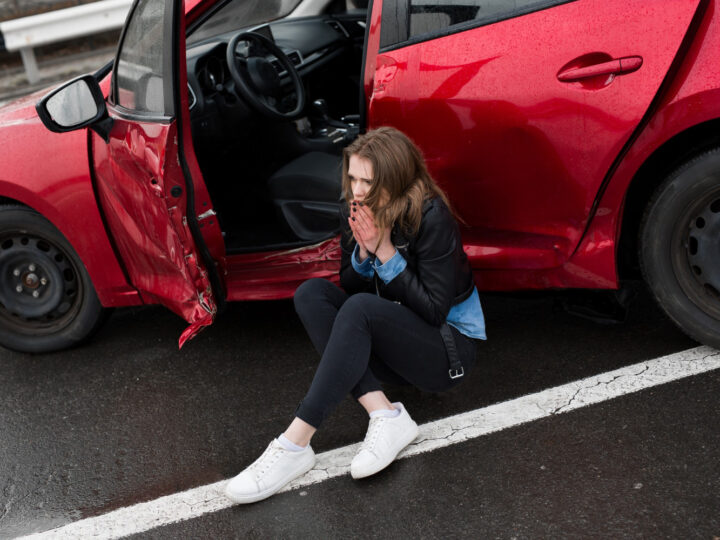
[91,0,226,347]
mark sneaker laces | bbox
[359,416,388,453]
[249,442,285,480]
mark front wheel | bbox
[640,149,720,349]
[0,206,107,353]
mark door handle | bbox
[557,56,643,82]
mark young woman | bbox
[225,127,486,503]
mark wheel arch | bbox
[617,118,720,281]
[0,183,140,308]
[0,195,28,208]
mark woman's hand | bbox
[349,202,394,263]
[348,201,371,260]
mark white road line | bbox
[20,346,720,539]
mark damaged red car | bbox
[0,0,718,353]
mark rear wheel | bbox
[0,206,107,353]
[640,149,720,349]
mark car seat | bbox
[266,151,343,242]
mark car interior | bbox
[186,0,369,254]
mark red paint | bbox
[0,90,139,307]
[368,0,702,290]
[225,237,341,302]
[92,118,216,333]
[363,0,384,117]
[568,0,720,289]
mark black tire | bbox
[640,148,720,349]
[0,206,107,353]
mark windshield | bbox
[188,0,302,45]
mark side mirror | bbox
[36,74,112,141]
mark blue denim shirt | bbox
[351,245,486,340]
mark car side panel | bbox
[566,0,720,289]
[368,0,699,290]
[0,95,140,307]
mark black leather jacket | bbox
[339,196,475,327]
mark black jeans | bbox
[293,278,477,429]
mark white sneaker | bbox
[224,439,316,504]
[350,402,419,479]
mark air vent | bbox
[270,51,303,75]
[287,51,302,66]
[326,20,349,37]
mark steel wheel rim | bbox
[672,186,720,320]
[0,231,83,335]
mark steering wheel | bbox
[226,31,306,120]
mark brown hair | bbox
[341,126,453,242]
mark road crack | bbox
[413,425,463,445]
[0,473,18,525]
[551,364,650,415]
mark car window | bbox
[187,0,303,46]
[381,0,575,49]
[115,0,169,115]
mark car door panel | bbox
[91,0,224,345]
[368,0,700,272]
[92,119,217,342]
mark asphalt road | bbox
[1,283,718,539]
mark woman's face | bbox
[348,154,374,202]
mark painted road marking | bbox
[21,346,720,539]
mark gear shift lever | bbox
[308,98,358,143]
[311,98,330,122]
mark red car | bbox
[0,0,718,353]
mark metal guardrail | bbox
[0,0,132,84]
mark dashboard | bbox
[186,14,366,121]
